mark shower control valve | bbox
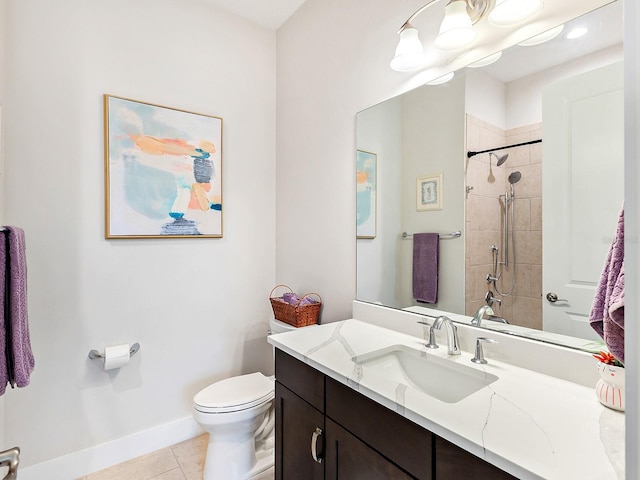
[486,273,500,283]
[485,291,502,306]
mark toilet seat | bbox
[194,372,274,414]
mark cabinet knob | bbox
[311,427,324,464]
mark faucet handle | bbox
[417,319,439,349]
[471,337,499,364]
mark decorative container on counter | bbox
[595,361,625,412]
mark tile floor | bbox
[77,434,208,480]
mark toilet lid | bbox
[194,372,274,413]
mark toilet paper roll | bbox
[103,344,131,370]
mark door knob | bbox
[546,292,568,303]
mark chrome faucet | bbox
[432,316,460,355]
[472,305,495,327]
[486,315,509,325]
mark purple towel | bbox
[412,233,439,304]
[0,226,35,394]
[589,208,625,364]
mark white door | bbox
[542,62,624,341]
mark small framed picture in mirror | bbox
[416,172,443,211]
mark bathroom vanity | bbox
[275,348,514,479]
[269,318,624,479]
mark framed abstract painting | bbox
[356,150,377,239]
[104,95,223,238]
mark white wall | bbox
[356,97,403,307]
[399,79,466,312]
[465,69,508,130]
[3,0,276,468]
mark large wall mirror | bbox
[356,0,623,351]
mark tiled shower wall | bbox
[465,115,543,329]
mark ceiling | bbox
[484,1,622,83]
[202,0,307,29]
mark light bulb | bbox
[390,25,428,72]
[435,0,477,51]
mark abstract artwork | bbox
[104,95,223,238]
[416,172,443,211]
[356,150,377,238]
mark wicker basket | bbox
[270,284,322,327]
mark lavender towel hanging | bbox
[0,226,35,395]
[589,207,625,364]
[412,233,439,304]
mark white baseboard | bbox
[19,416,203,480]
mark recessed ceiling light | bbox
[566,27,588,39]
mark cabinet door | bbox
[275,381,324,480]
[325,418,416,480]
[435,437,517,480]
[326,377,432,479]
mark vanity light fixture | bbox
[390,24,429,72]
[488,0,544,27]
[391,0,543,72]
[434,0,478,51]
[517,24,564,46]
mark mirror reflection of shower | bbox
[489,152,509,167]
[487,152,508,183]
[488,169,522,298]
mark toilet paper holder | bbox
[88,342,141,360]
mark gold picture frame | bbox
[104,95,223,238]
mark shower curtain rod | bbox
[467,138,542,158]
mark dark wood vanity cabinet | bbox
[275,381,325,480]
[324,418,416,480]
[275,349,516,480]
[274,349,325,480]
[434,437,516,480]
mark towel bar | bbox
[88,342,140,360]
[402,230,461,239]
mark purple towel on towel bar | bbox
[412,233,439,304]
[589,207,625,364]
[0,226,35,395]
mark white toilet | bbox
[192,317,302,480]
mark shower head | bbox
[489,152,509,166]
[508,171,522,184]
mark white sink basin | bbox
[353,345,498,403]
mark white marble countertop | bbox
[268,319,624,480]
